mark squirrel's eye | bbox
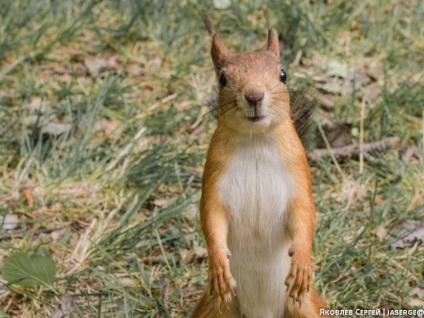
[219,72,227,87]
[279,69,287,83]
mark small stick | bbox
[359,98,366,174]
[309,137,399,160]
[0,225,64,241]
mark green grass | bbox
[0,0,423,317]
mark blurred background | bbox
[0,0,423,317]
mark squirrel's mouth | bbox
[247,115,265,122]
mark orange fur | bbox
[275,123,316,304]
[199,126,237,307]
[193,18,327,318]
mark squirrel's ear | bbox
[267,29,280,57]
[203,15,229,72]
[211,35,229,71]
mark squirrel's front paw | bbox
[284,247,312,306]
[208,248,236,310]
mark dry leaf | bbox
[375,226,388,240]
[213,0,231,9]
[184,204,198,219]
[23,188,34,207]
[128,63,145,76]
[52,294,76,318]
[94,119,120,135]
[366,61,383,81]
[41,122,72,136]
[409,287,424,307]
[316,94,335,108]
[84,56,121,76]
[51,227,66,241]
[348,66,370,86]
[317,82,344,94]
[0,214,19,230]
[362,82,381,100]
[326,60,348,78]
[390,220,424,249]
[152,197,173,208]
[181,247,207,264]
[27,97,43,112]
[321,118,352,148]
[411,287,424,297]
[409,298,424,307]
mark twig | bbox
[316,118,345,179]
[0,225,64,241]
[309,137,399,160]
[139,254,173,265]
[359,98,366,174]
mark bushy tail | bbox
[290,88,317,142]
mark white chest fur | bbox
[217,135,294,318]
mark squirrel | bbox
[191,17,328,318]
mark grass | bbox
[0,0,423,317]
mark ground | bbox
[0,1,423,317]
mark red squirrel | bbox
[192,18,328,318]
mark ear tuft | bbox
[202,14,230,73]
[267,29,280,57]
[211,36,229,72]
[202,13,216,37]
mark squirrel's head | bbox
[205,18,290,134]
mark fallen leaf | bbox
[317,82,344,94]
[22,188,34,207]
[312,75,328,83]
[181,247,207,264]
[152,197,173,208]
[41,122,72,136]
[411,287,424,298]
[321,118,352,148]
[50,227,66,241]
[213,0,231,9]
[52,294,76,318]
[403,146,418,163]
[409,298,424,307]
[94,119,120,135]
[390,220,424,249]
[375,226,388,240]
[184,204,198,219]
[3,252,56,287]
[409,288,424,308]
[316,94,335,108]
[326,60,348,78]
[84,56,121,76]
[27,97,43,112]
[362,82,381,100]
[347,66,371,86]
[128,63,145,76]
[366,61,383,81]
[0,214,19,230]
[40,62,71,76]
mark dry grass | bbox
[0,1,423,317]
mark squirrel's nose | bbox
[245,90,264,107]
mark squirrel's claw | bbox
[285,261,312,306]
[208,250,237,310]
